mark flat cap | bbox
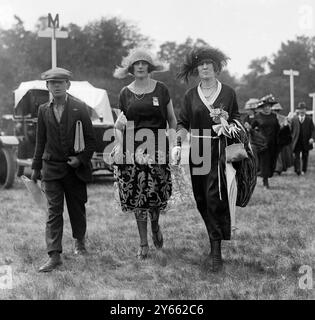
[41,67,72,81]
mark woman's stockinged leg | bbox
[150,208,163,249]
[150,208,159,233]
[135,211,148,246]
[135,210,149,259]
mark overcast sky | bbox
[0,0,314,77]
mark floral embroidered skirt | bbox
[114,163,172,221]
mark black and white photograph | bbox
[0,0,314,305]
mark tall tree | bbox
[237,36,315,115]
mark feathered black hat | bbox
[177,46,229,82]
[257,94,278,108]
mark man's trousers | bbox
[42,169,87,255]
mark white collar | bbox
[197,80,222,111]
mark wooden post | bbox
[309,93,315,124]
[37,13,68,68]
[283,69,299,114]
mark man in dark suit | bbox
[291,102,315,175]
[31,67,96,272]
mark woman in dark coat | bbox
[271,103,293,175]
[251,95,280,188]
[172,46,241,272]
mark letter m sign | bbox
[48,13,59,28]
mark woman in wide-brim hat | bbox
[243,98,260,169]
[251,94,280,188]
[111,47,176,260]
[173,45,252,272]
[113,48,169,79]
[244,98,259,127]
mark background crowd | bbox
[243,96,315,189]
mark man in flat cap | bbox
[31,67,96,272]
[291,102,315,175]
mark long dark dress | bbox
[274,114,293,174]
[177,82,240,241]
[252,113,280,178]
[243,113,260,168]
[114,81,172,221]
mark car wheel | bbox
[0,147,16,189]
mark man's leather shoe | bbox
[38,253,62,273]
[74,239,87,255]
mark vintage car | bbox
[0,80,115,189]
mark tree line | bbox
[1,15,315,118]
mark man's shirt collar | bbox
[49,93,68,107]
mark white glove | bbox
[114,112,127,131]
[171,146,181,165]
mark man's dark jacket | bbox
[291,116,315,152]
[32,94,96,182]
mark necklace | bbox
[132,81,150,100]
[134,92,146,100]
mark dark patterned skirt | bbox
[114,163,172,220]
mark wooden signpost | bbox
[283,69,299,114]
[309,93,315,124]
[37,13,68,68]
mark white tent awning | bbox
[14,80,114,125]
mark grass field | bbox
[0,151,315,300]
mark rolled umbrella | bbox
[225,162,238,236]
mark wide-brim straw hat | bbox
[271,103,283,111]
[245,98,259,110]
[113,48,169,79]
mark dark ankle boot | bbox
[263,178,269,189]
[210,240,223,272]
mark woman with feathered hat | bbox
[173,46,243,272]
[112,48,177,260]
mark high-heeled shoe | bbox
[136,244,149,260]
[152,226,163,249]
